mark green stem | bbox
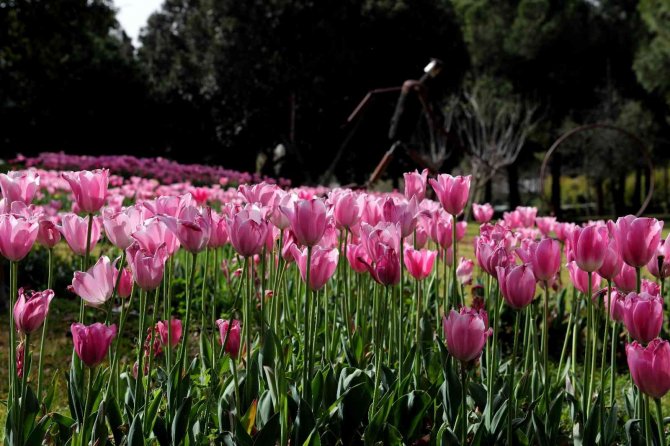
[179,252,198,373]
[134,289,147,414]
[543,281,550,419]
[645,394,652,446]
[451,215,459,306]
[84,213,93,271]
[302,247,312,399]
[8,261,19,440]
[200,248,209,350]
[610,321,618,408]
[656,397,666,446]
[461,364,468,445]
[508,311,520,445]
[583,272,593,415]
[143,288,160,433]
[37,248,53,400]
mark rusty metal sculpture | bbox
[320,59,453,187]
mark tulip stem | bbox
[583,272,593,416]
[134,288,147,414]
[398,245,404,385]
[180,252,198,374]
[8,260,19,441]
[451,215,459,306]
[200,247,209,355]
[143,287,160,433]
[543,281,550,420]
[508,311,520,445]
[644,394,652,446]
[84,213,93,271]
[610,321,618,408]
[461,363,468,445]
[37,247,53,401]
[302,247,312,400]
[600,282,611,436]
[656,397,665,446]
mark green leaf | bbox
[90,400,108,446]
[389,390,431,441]
[105,393,124,445]
[253,412,280,445]
[531,411,548,446]
[171,395,193,446]
[128,414,145,446]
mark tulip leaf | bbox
[388,390,431,441]
[253,412,280,445]
[624,419,645,446]
[90,400,107,446]
[171,395,192,446]
[531,411,549,446]
[128,414,145,446]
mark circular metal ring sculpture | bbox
[539,123,655,217]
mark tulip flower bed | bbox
[1,167,670,445]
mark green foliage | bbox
[634,0,670,121]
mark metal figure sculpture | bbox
[320,59,453,187]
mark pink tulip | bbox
[554,222,577,243]
[404,247,437,281]
[142,195,183,217]
[382,196,419,239]
[216,319,241,358]
[333,191,362,230]
[572,225,608,272]
[623,291,663,343]
[626,339,670,399]
[429,174,471,216]
[535,217,556,236]
[456,257,474,285]
[598,238,623,281]
[208,211,229,248]
[281,198,327,247]
[132,218,180,256]
[126,243,168,291]
[443,307,491,362]
[365,244,401,286]
[102,206,143,250]
[472,203,494,223]
[404,169,428,201]
[16,342,24,379]
[567,261,602,294]
[642,279,661,297]
[360,222,401,256]
[516,207,538,228]
[497,264,537,309]
[614,263,637,293]
[532,238,561,282]
[0,214,38,261]
[115,267,133,298]
[476,239,513,279]
[71,322,117,367]
[161,205,211,253]
[414,221,429,249]
[157,318,183,347]
[227,205,268,257]
[603,288,625,322]
[14,288,54,334]
[59,213,101,256]
[72,256,116,306]
[238,183,278,206]
[609,215,664,268]
[346,243,370,273]
[429,212,453,249]
[0,170,39,204]
[291,245,339,291]
[647,236,670,280]
[36,216,61,248]
[62,169,109,213]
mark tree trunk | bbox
[508,163,520,209]
[484,178,492,203]
[595,179,604,217]
[551,153,562,220]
